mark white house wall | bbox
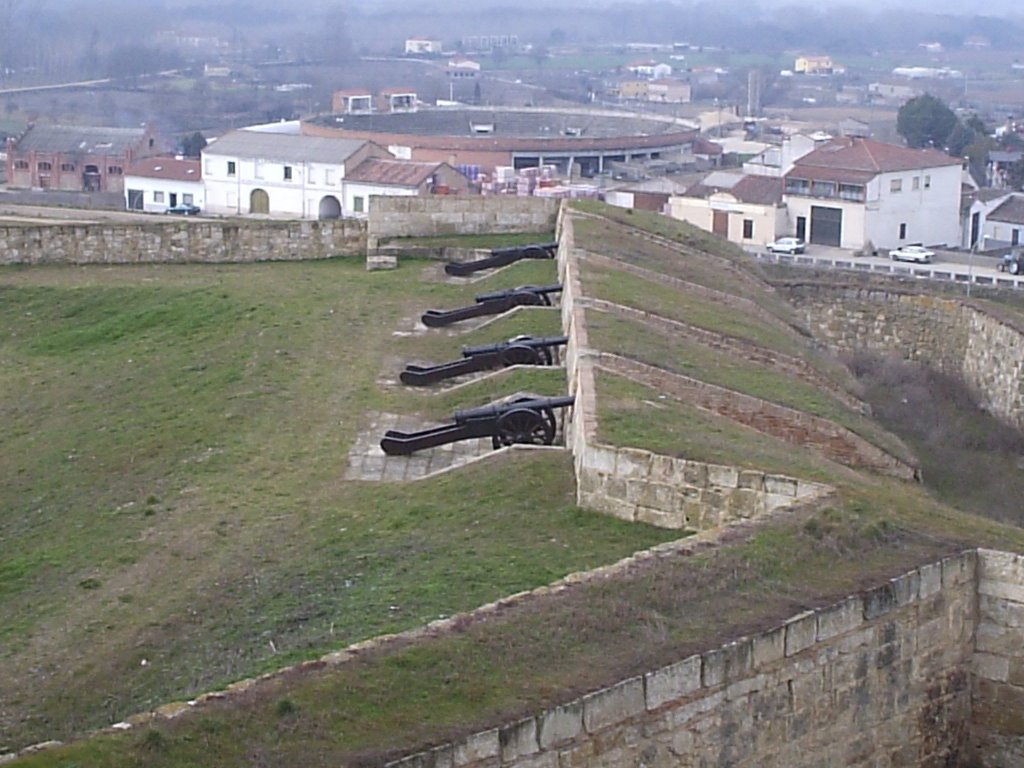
[666,194,784,247]
[865,166,961,249]
[123,177,205,213]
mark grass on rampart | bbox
[586,312,912,465]
[0,256,676,751]
[595,371,850,484]
[17,470,1024,768]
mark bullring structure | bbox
[302,106,700,177]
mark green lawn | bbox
[0,257,676,751]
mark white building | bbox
[343,158,470,215]
[405,37,443,55]
[123,156,204,213]
[783,137,962,250]
[201,131,388,219]
[666,172,787,248]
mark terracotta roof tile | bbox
[988,195,1024,225]
[125,156,201,182]
[789,136,960,180]
[346,158,447,187]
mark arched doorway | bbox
[249,188,269,215]
[318,195,341,220]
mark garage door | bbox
[810,206,842,247]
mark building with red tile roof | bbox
[784,136,963,250]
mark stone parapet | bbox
[0,218,366,265]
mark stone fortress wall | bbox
[785,283,1024,431]
[555,208,833,530]
[389,549,1024,768]
[0,218,368,265]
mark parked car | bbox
[166,203,201,216]
[889,245,934,264]
[998,249,1024,275]
[766,237,805,254]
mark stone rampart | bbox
[0,218,366,265]
[390,549,995,768]
[970,549,1024,766]
[366,197,559,249]
[785,283,1024,430]
[557,210,832,530]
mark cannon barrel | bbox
[454,395,575,424]
[461,334,568,358]
[474,283,562,303]
[444,242,558,276]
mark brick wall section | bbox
[556,209,833,530]
[388,551,983,768]
[366,197,559,250]
[970,549,1024,765]
[785,284,1024,431]
[0,219,366,265]
[594,352,917,480]
[581,297,868,413]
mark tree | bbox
[181,132,207,158]
[897,93,958,149]
[1007,160,1024,191]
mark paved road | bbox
[0,204,207,225]
[751,244,1024,291]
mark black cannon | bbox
[421,284,562,327]
[380,395,575,456]
[444,241,558,276]
[400,335,568,386]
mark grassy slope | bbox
[0,257,677,751]
[9,207,1024,767]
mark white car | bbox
[889,245,935,264]
[766,237,805,254]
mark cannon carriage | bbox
[380,395,575,456]
[444,241,558,277]
[400,335,568,386]
[421,284,562,327]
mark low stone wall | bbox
[390,550,987,768]
[366,197,559,249]
[0,218,366,265]
[785,283,1024,430]
[576,441,828,530]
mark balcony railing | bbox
[785,178,865,203]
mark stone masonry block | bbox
[701,639,752,688]
[499,717,539,761]
[974,652,1010,683]
[979,595,1024,628]
[817,597,863,641]
[615,448,653,479]
[941,550,977,590]
[635,505,684,529]
[645,655,702,710]
[785,610,818,657]
[649,453,677,484]
[582,445,618,474]
[752,625,786,668]
[737,470,766,491]
[979,579,1024,606]
[918,562,942,599]
[537,701,583,750]
[863,582,898,621]
[582,676,645,734]
[977,621,1024,657]
[979,549,1024,585]
[764,474,799,497]
[453,729,500,766]
[706,464,740,488]
[889,571,920,607]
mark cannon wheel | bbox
[493,407,556,448]
[500,344,542,367]
[524,245,551,259]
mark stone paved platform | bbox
[345,411,496,482]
